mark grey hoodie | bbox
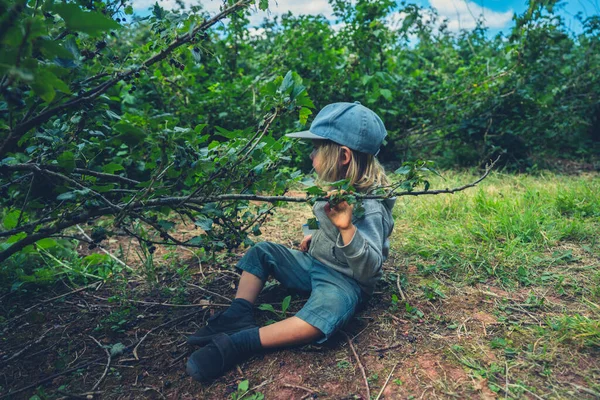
[308,198,396,294]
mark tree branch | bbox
[0,157,499,263]
[0,0,254,157]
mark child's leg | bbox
[234,271,264,304]
[259,316,322,348]
[187,242,312,346]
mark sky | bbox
[131,0,600,34]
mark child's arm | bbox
[324,196,388,282]
[334,215,386,282]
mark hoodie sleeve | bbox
[335,210,386,283]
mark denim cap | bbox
[285,102,387,156]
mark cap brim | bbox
[285,130,325,140]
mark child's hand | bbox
[324,190,354,231]
[299,235,312,252]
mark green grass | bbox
[391,171,600,290]
[388,170,600,398]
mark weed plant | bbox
[392,171,600,293]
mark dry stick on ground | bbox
[375,362,399,400]
[186,282,233,303]
[569,383,600,398]
[342,331,370,400]
[282,384,321,399]
[85,293,229,308]
[2,326,54,362]
[4,281,101,324]
[133,308,205,360]
[372,342,404,353]
[56,390,103,399]
[396,274,407,302]
[0,358,103,400]
[88,336,111,391]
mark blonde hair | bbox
[314,140,390,192]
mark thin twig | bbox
[3,282,101,324]
[3,326,54,362]
[507,383,545,400]
[76,225,134,272]
[88,336,111,391]
[133,309,204,360]
[569,383,600,398]
[375,362,399,400]
[282,383,319,397]
[342,331,370,400]
[396,274,407,302]
[186,282,233,303]
[0,358,102,400]
[372,342,404,353]
[85,293,229,308]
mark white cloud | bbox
[132,0,335,25]
[429,0,513,30]
[132,0,513,33]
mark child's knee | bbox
[236,242,277,280]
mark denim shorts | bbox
[236,241,362,342]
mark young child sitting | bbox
[186,101,396,382]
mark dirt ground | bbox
[1,198,598,399]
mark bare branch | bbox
[0,157,500,263]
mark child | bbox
[186,102,396,382]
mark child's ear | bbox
[340,146,352,166]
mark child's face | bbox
[310,140,324,176]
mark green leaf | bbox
[57,151,76,172]
[194,216,213,231]
[158,220,175,230]
[379,89,392,101]
[38,39,74,60]
[258,303,276,313]
[305,186,326,196]
[299,107,312,125]
[306,217,319,230]
[3,210,21,229]
[110,343,126,357]
[102,163,125,174]
[56,191,76,201]
[152,2,165,19]
[5,232,27,246]
[295,94,315,108]
[106,110,121,120]
[36,238,57,249]
[53,3,121,35]
[258,0,269,11]
[395,166,412,175]
[83,253,110,265]
[113,123,145,146]
[32,69,71,103]
[31,78,55,103]
[281,295,291,313]
[187,236,204,246]
[238,380,250,392]
[279,71,294,93]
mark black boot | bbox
[186,327,262,382]
[187,298,257,346]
